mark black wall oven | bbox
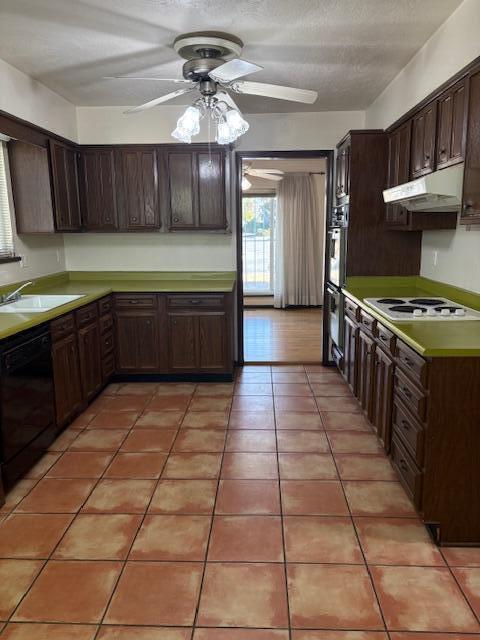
[0,326,56,488]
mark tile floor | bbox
[0,365,480,639]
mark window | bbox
[242,195,277,294]
[0,141,15,260]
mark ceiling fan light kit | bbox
[111,31,317,144]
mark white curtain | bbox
[274,173,323,309]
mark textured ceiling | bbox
[0,0,463,112]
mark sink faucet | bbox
[1,281,34,305]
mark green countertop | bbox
[0,271,236,340]
[343,276,480,357]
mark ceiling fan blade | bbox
[124,86,197,114]
[209,58,263,83]
[231,80,317,104]
[104,76,192,83]
[247,170,284,181]
[248,169,284,176]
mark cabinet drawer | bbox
[101,331,114,357]
[395,340,428,387]
[391,435,423,510]
[392,398,425,467]
[345,298,359,320]
[167,295,225,309]
[359,309,376,335]
[75,303,98,328]
[394,368,427,422]
[98,297,112,315]
[376,324,396,354]
[51,313,75,341]
[100,313,113,334]
[115,294,157,309]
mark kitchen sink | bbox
[0,294,85,313]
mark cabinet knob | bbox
[130,300,139,304]
[173,217,180,223]
[400,419,410,431]
[105,217,111,222]
[399,459,408,472]
[131,217,138,222]
[463,202,473,212]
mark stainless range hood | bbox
[383,164,463,212]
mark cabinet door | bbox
[52,333,83,427]
[198,313,228,372]
[167,151,196,229]
[77,322,102,402]
[436,79,467,168]
[343,314,358,394]
[49,140,82,231]
[411,102,437,178]
[115,311,159,372]
[462,70,480,224]
[197,151,226,229]
[357,330,376,420]
[167,313,197,371]
[372,345,394,452]
[116,148,160,230]
[79,149,118,230]
[386,122,411,228]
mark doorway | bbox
[236,150,333,365]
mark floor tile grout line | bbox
[274,369,293,640]
[91,383,197,640]
[444,559,480,627]
[190,381,236,638]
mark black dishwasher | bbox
[0,326,56,488]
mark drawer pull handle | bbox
[189,300,202,305]
[401,419,410,431]
[404,357,414,367]
[129,300,139,304]
[402,386,412,399]
[399,459,408,472]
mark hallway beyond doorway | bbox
[244,307,322,363]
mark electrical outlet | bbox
[433,250,438,267]
[20,254,29,268]
[56,249,61,263]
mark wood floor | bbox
[244,307,323,363]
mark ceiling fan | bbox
[242,165,284,190]
[105,31,318,144]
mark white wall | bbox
[0,57,75,285]
[66,106,364,272]
[366,0,480,294]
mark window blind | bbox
[0,141,14,259]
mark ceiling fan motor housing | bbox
[175,31,244,85]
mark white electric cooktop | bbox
[364,297,480,322]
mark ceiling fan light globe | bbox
[171,127,192,143]
[242,176,252,190]
[176,105,201,136]
[225,109,249,136]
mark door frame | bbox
[234,149,334,365]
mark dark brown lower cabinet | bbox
[343,314,358,393]
[77,321,102,402]
[357,329,375,420]
[115,310,160,373]
[340,293,480,545]
[168,311,230,373]
[372,344,394,451]
[51,332,83,427]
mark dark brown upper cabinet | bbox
[8,140,56,234]
[436,78,467,169]
[410,101,437,178]
[115,147,161,230]
[462,69,480,224]
[386,121,412,228]
[164,146,227,231]
[78,148,118,231]
[49,140,82,232]
[335,139,350,203]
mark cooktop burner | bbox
[409,298,443,306]
[363,296,480,322]
[378,298,405,304]
[389,305,425,313]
